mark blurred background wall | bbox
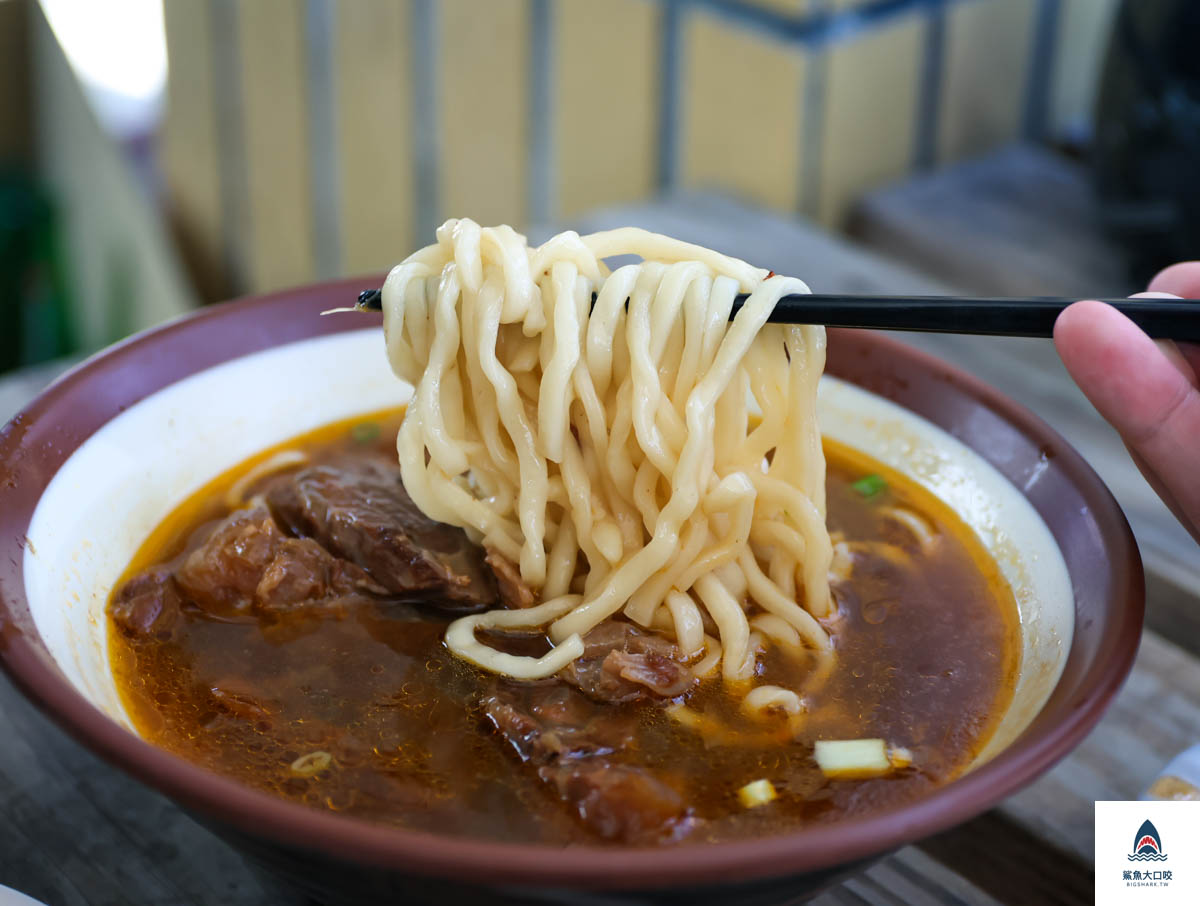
[156,0,1119,300]
[5,0,1193,370]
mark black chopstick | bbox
[353,289,1200,341]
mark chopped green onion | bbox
[351,421,381,444]
[813,739,891,779]
[851,474,887,498]
[812,740,916,779]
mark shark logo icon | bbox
[1129,819,1168,862]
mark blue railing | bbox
[532,0,1062,224]
[284,0,1067,278]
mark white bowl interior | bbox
[817,379,1072,762]
[23,328,1072,766]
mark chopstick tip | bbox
[357,289,383,311]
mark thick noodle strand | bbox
[380,219,834,709]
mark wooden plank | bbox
[817,846,1004,905]
[918,809,1093,905]
[334,0,415,276]
[438,0,529,228]
[1004,632,1200,862]
[937,0,1037,165]
[850,144,1135,298]
[818,18,923,228]
[161,0,227,302]
[1050,0,1120,138]
[680,9,807,214]
[565,193,955,297]
[553,0,659,220]
[1144,568,1200,661]
[236,0,316,292]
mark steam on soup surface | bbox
[107,411,1019,846]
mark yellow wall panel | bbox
[158,0,1088,287]
[819,19,922,227]
[162,1,223,298]
[681,11,806,213]
[439,0,529,228]
[335,1,414,275]
[1051,0,1119,137]
[938,0,1036,165]
[237,0,315,292]
[554,0,659,220]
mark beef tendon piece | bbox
[485,549,536,609]
[539,761,697,845]
[111,568,183,640]
[207,678,274,724]
[266,460,497,611]
[481,682,635,763]
[559,622,695,703]
[480,680,698,844]
[176,507,383,618]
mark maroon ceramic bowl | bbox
[0,278,1143,905]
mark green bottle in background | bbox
[0,168,75,374]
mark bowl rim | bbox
[0,276,1144,890]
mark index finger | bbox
[1054,299,1200,541]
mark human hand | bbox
[1054,263,1200,544]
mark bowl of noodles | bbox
[0,223,1142,904]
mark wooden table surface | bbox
[2,194,1198,905]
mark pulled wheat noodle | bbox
[381,219,834,716]
[224,450,309,510]
[880,506,939,551]
[742,684,805,717]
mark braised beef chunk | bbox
[539,761,696,845]
[266,460,497,612]
[176,507,384,619]
[481,679,697,843]
[207,679,274,724]
[481,682,635,763]
[485,549,536,609]
[112,568,182,639]
[559,622,694,703]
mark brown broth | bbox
[108,411,1020,845]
